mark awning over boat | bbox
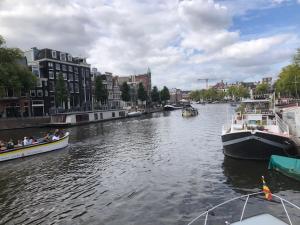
[269,155,300,181]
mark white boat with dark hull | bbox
[222,99,297,160]
[182,106,198,117]
[0,132,69,162]
[127,111,143,117]
[163,105,182,111]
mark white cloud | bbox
[0,0,299,90]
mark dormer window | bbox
[52,50,57,58]
[68,54,72,61]
[60,53,66,61]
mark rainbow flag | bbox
[262,176,272,200]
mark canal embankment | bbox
[0,116,50,130]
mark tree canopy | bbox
[255,83,269,94]
[137,82,147,102]
[121,82,131,102]
[0,35,36,96]
[95,76,108,103]
[160,86,170,103]
[275,64,300,97]
[55,72,68,107]
[151,86,160,102]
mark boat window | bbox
[94,113,98,120]
[112,112,115,118]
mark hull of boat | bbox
[0,132,69,162]
[127,112,143,117]
[222,131,297,160]
[269,155,300,181]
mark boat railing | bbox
[187,191,300,225]
[276,113,290,135]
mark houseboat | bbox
[49,109,127,126]
[221,99,297,160]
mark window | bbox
[86,69,90,77]
[55,63,60,70]
[68,54,72,61]
[112,112,115,118]
[45,90,48,97]
[69,83,74,93]
[75,83,79,93]
[48,62,53,68]
[74,67,78,73]
[63,73,67,80]
[75,74,79,81]
[52,50,57,58]
[49,81,55,92]
[30,90,36,97]
[62,64,67,71]
[69,74,74,81]
[49,71,54,79]
[60,53,66,61]
[37,90,43,97]
[68,66,73,72]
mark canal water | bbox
[0,104,299,225]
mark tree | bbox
[293,48,300,66]
[275,64,300,97]
[151,86,160,102]
[0,35,36,97]
[121,82,131,102]
[137,82,147,102]
[55,72,68,107]
[255,83,269,94]
[95,76,108,104]
[160,86,170,104]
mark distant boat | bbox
[0,132,70,162]
[269,155,300,181]
[127,111,143,117]
[182,106,198,117]
[163,105,182,111]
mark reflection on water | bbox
[0,105,299,225]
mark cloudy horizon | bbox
[0,0,300,90]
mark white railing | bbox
[276,113,290,135]
[187,191,300,225]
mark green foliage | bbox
[121,82,131,102]
[226,85,249,100]
[160,86,170,103]
[95,76,108,103]
[151,86,160,102]
[190,88,229,101]
[255,83,269,94]
[0,35,36,97]
[275,64,300,97]
[55,73,68,107]
[137,82,147,102]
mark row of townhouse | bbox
[0,46,152,118]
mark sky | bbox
[0,0,300,90]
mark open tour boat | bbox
[0,132,70,162]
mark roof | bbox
[242,99,270,103]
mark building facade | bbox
[24,47,92,116]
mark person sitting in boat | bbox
[28,137,34,145]
[6,139,14,149]
[23,137,29,146]
[43,133,51,142]
[17,140,23,147]
[0,140,6,150]
[52,133,60,141]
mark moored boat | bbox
[221,99,297,160]
[269,155,300,181]
[127,111,143,117]
[182,106,198,117]
[163,104,182,111]
[0,132,70,162]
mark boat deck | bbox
[231,214,288,225]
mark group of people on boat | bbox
[0,129,65,151]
